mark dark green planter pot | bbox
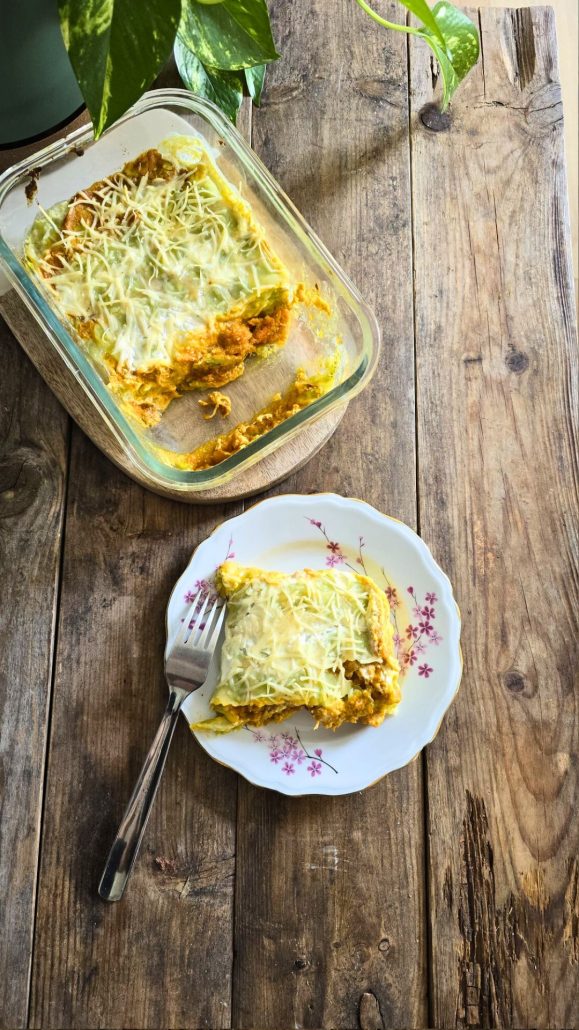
[0,0,84,148]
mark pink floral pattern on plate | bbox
[247,728,338,777]
[183,515,444,778]
[181,536,234,629]
[306,518,443,677]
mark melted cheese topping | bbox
[24,135,292,372]
[193,563,401,733]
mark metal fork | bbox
[98,590,225,902]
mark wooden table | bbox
[1,4,577,1027]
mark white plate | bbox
[167,494,462,796]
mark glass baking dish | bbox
[0,89,380,493]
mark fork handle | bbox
[98,687,187,902]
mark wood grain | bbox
[28,444,240,1028]
[27,95,251,1030]
[410,7,579,1027]
[477,0,578,305]
[232,3,426,1028]
[0,318,68,1027]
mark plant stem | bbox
[354,0,423,37]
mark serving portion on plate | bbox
[167,493,462,796]
[191,562,401,733]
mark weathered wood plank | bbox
[410,7,579,1026]
[477,0,578,305]
[29,439,241,1029]
[232,3,425,1028]
[0,319,68,1028]
[29,92,251,1030]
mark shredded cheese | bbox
[192,564,401,733]
[24,135,293,373]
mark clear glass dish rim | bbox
[0,88,381,491]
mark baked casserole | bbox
[24,134,298,428]
[193,562,401,733]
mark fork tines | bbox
[175,588,225,650]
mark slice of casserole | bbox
[193,562,401,733]
[24,135,296,427]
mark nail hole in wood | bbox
[505,349,529,374]
[420,104,451,132]
[504,671,525,693]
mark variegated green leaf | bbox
[58,0,181,139]
[417,2,480,108]
[431,2,480,87]
[355,0,479,110]
[244,63,266,105]
[395,0,446,45]
[175,36,244,122]
[179,0,279,71]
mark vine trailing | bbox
[354,0,479,109]
[57,0,480,139]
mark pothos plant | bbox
[58,0,480,140]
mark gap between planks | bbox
[405,15,435,1029]
[24,419,73,1029]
